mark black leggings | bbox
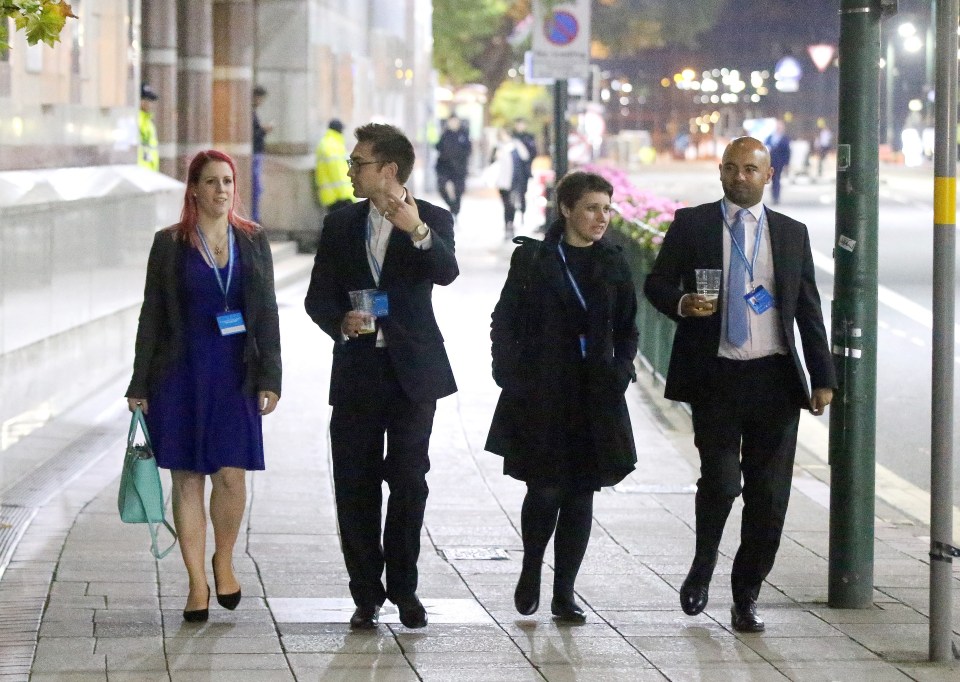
[520,484,594,598]
[499,189,518,225]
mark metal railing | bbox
[607,217,676,384]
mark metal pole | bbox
[544,79,569,228]
[929,0,957,663]
[828,0,883,609]
[554,79,569,180]
[885,38,896,148]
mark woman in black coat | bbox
[485,171,638,622]
[126,150,281,622]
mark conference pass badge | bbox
[372,292,389,318]
[745,285,775,315]
[217,310,247,336]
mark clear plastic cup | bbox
[348,289,377,334]
[695,269,721,311]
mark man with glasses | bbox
[305,123,459,630]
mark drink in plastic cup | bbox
[695,269,721,311]
[348,289,377,334]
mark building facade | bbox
[0,0,433,432]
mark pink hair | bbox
[172,150,258,248]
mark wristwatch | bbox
[413,222,429,239]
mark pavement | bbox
[1,178,959,681]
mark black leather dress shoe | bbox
[679,574,710,616]
[514,566,541,615]
[550,596,587,623]
[730,600,765,633]
[395,594,427,629]
[349,604,380,630]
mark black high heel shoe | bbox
[183,585,210,623]
[212,553,241,610]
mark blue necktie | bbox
[726,208,750,347]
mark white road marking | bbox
[807,248,960,525]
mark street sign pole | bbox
[554,79,569,182]
[928,0,958,663]
[828,0,885,609]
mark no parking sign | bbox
[530,0,591,80]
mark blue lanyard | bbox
[197,225,235,310]
[366,213,385,281]
[722,202,765,283]
[556,243,588,311]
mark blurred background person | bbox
[315,119,355,215]
[512,118,538,224]
[138,84,160,172]
[489,128,529,240]
[764,120,791,204]
[251,86,273,225]
[435,115,471,219]
[125,150,281,623]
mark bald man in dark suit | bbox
[644,137,836,632]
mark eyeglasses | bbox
[346,158,381,169]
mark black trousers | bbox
[689,355,801,604]
[329,351,436,608]
[436,171,466,216]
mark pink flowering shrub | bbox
[582,163,683,255]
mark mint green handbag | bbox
[118,407,177,559]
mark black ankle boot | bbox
[514,559,541,615]
[551,594,586,623]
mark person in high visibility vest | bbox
[314,119,354,213]
[138,84,160,172]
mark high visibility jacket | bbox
[314,129,354,207]
[138,109,159,171]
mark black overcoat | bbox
[484,226,639,489]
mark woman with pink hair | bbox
[126,150,281,622]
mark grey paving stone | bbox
[778,660,915,681]
[31,637,104,673]
[26,674,109,682]
[164,635,283,655]
[393,633,518,653]
[537,667,671,681]
[656,663,790,681]
[169,673,293,682]
[165,653,291,671]
[742,635,885,662]
[107,673,171,682]
[94,622,163,637]
[893,662,960,681]
[626,635,764,667]
[416,667,546,682]
[162,620,279,638]
[280,632,402,654]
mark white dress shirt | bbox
[361,190,432,347]
[717,199,788,360]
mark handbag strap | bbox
[128,406,152,447]
[146,519,178,560]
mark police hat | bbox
[141,84,159,101]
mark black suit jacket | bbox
[126,226,282,398]
[644,200,836,406]
[304,198,459,406]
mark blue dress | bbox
[145,241,264,474]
